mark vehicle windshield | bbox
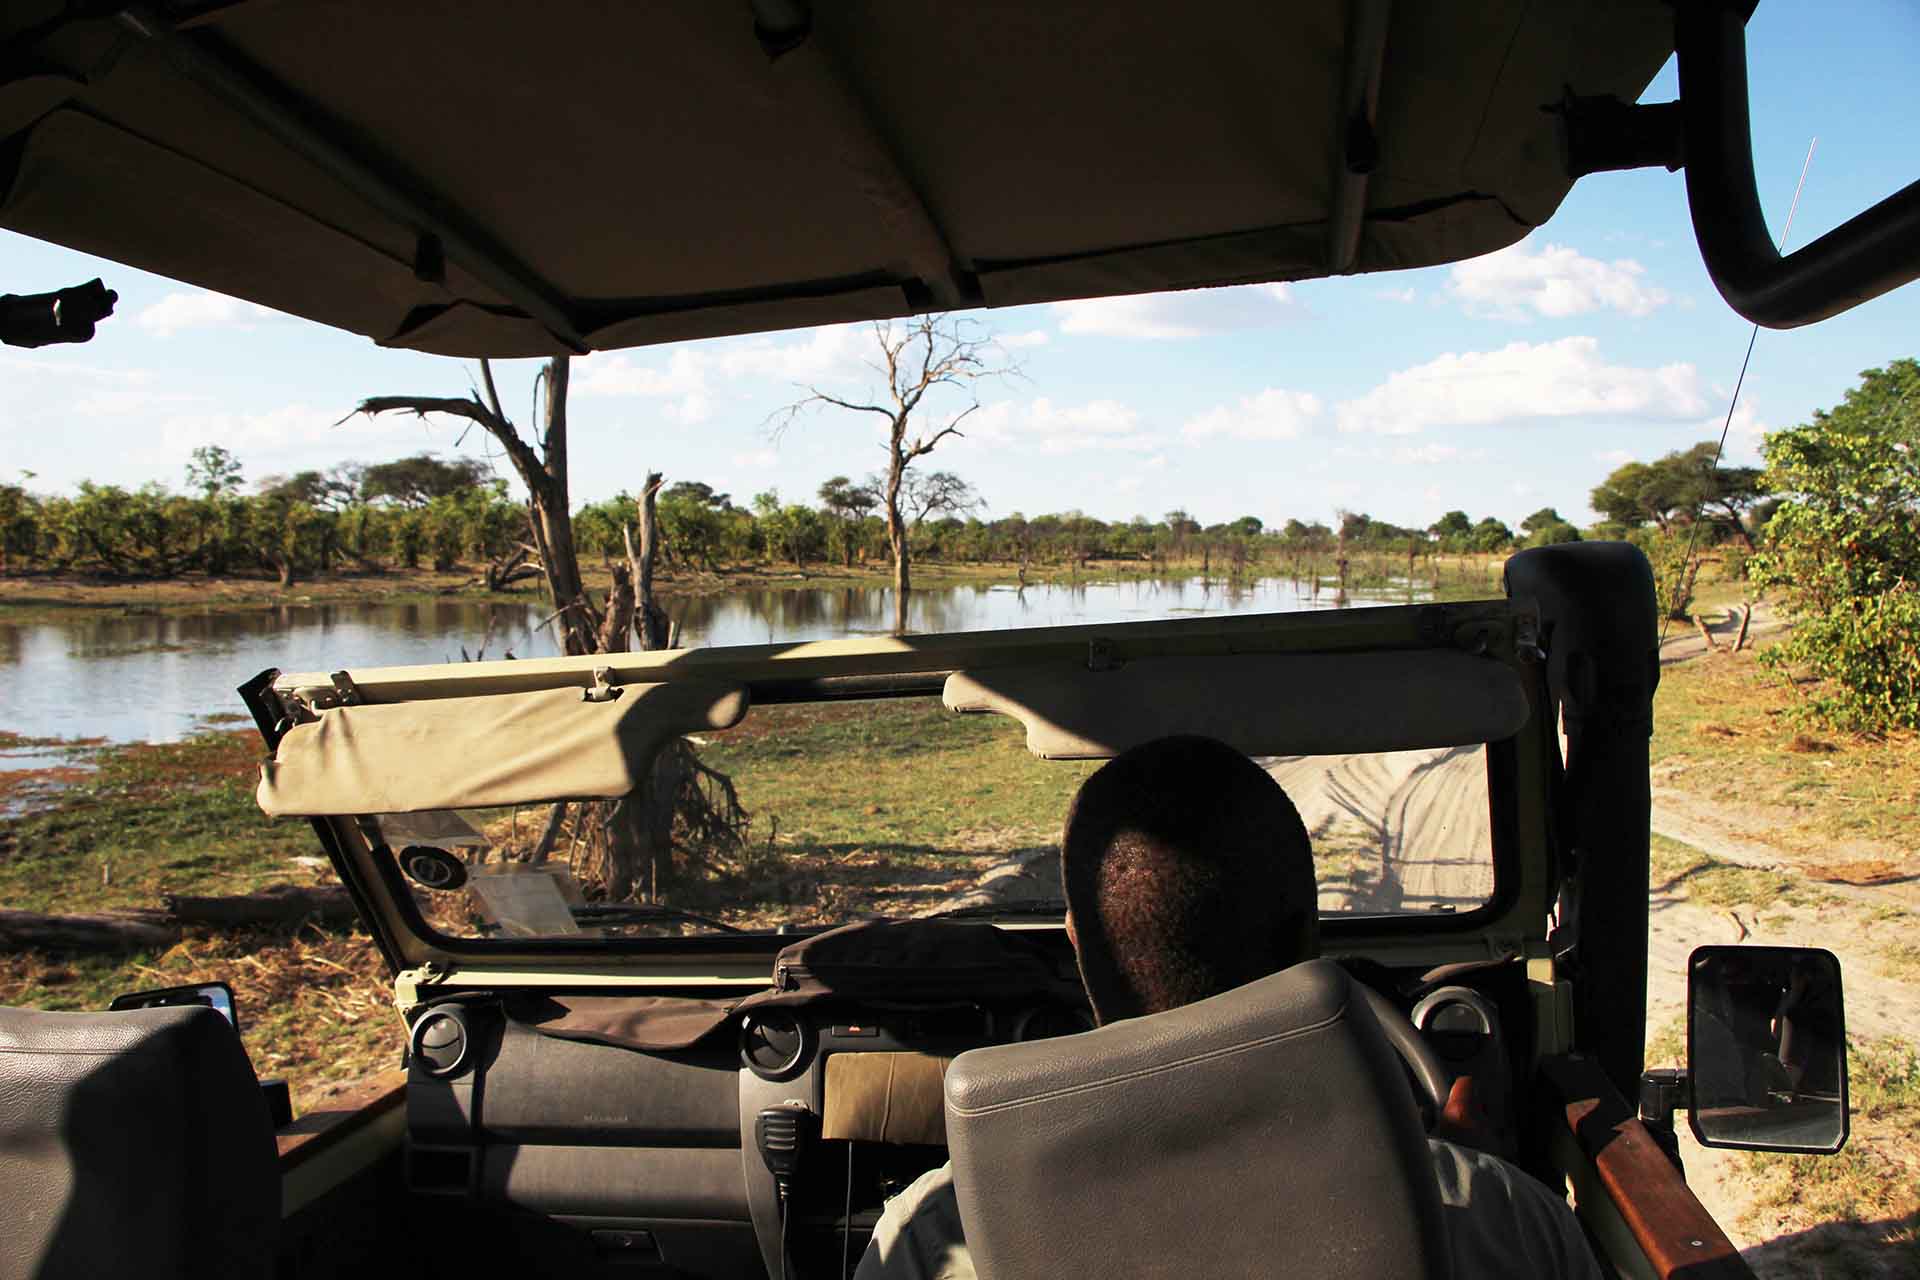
[383,697,1494,941]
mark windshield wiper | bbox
[929,897,1069,921]
[572,903,745,934]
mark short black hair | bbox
[1061,735,1318,1024]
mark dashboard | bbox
[399,963,1508,1280]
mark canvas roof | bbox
[0,1,1674,356]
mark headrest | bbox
[0,1005,279,1279]
[944,961,1449,1280]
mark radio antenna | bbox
[1660,137,1818,651]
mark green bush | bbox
[1750,359,1920,732]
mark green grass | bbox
[686,699,1096,924]
[704,698,1096,856]
[1652,646,1920,859]
[0,731,307,913]
[0,729,400,1113]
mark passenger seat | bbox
[0,1005,279,1280]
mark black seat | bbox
[0,1005,279,1280]
[944,960,1450,1280]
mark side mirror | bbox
[109,981,239,1034]
[1688,945,1847,1154]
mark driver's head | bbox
[1061,735,1318,1024]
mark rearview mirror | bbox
[1688,946,1847,1154]
[109,981,239,1034]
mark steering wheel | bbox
[1356,983,1454,1127]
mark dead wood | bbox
[1733,602,1754,652]
[0,909,177,953]
[1693,613,1723,652]
[161,885,359,927]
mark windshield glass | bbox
[381,697,1494,940]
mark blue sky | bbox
[4,3,1917,530]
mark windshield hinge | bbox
[582,666,623,702]
[394,959,452,1019]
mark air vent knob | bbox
[411,1008,470,1077]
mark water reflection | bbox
[0,573,1415,748]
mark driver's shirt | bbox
[853,1141,1604,1280]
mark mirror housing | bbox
[109,981,239,1035]
[1688,946,1848,1154]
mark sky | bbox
[4,4,1918,531]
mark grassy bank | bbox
[0,729,398,1112]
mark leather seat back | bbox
[944,961,1450,1280]
[0,1005,279,1280]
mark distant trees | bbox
[1751,359,1920,731]
[360,453,494,507]
[1520,507,1581,547]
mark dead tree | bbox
[352,366,745,903]
[355,358,598,655]
[775,316,1011,613]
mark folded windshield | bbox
[371,696,1494,941]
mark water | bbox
[0,574,1420,752]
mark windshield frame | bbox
[244,598,1552,976]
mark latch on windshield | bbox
[582,667,624,703]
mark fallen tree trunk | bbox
[0,909,176,953]
[161,885,358,927]
[0,887,362,954]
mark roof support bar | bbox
[766,37,982,310]
[115,5,591,352]
[1326,0,1391,273]
[1676,0,1920,328]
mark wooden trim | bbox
[1541,1053,1754,1279]
[276,1070,408,1173]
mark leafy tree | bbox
[185,445,243,498]
[360,452,492,508]
[1750,359,1920,730]
[1590,444,1763,548]
[817,475,879,567]
[1468,517,1515,553]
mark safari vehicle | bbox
[0,2,1911,1278]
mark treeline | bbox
[4,439,1760,588]
[0,447,1564,587]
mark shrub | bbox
[1750,359,1920,732]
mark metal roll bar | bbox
[1676,1,1920,329]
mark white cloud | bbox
[1180,388,1322,441]
[732,448,779,468]
[1051,283,1295,340]
[1593,448,1634,466]
[136,290,278,337]
[575,324,869,407]
[1390,443,1458,465]
[971,397,1160,455]
[153,402,360,456]
[998,330,1051,349]
[1448,240,1670,320]
[1335,337,1708,435]
[1378,287,1419,304]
